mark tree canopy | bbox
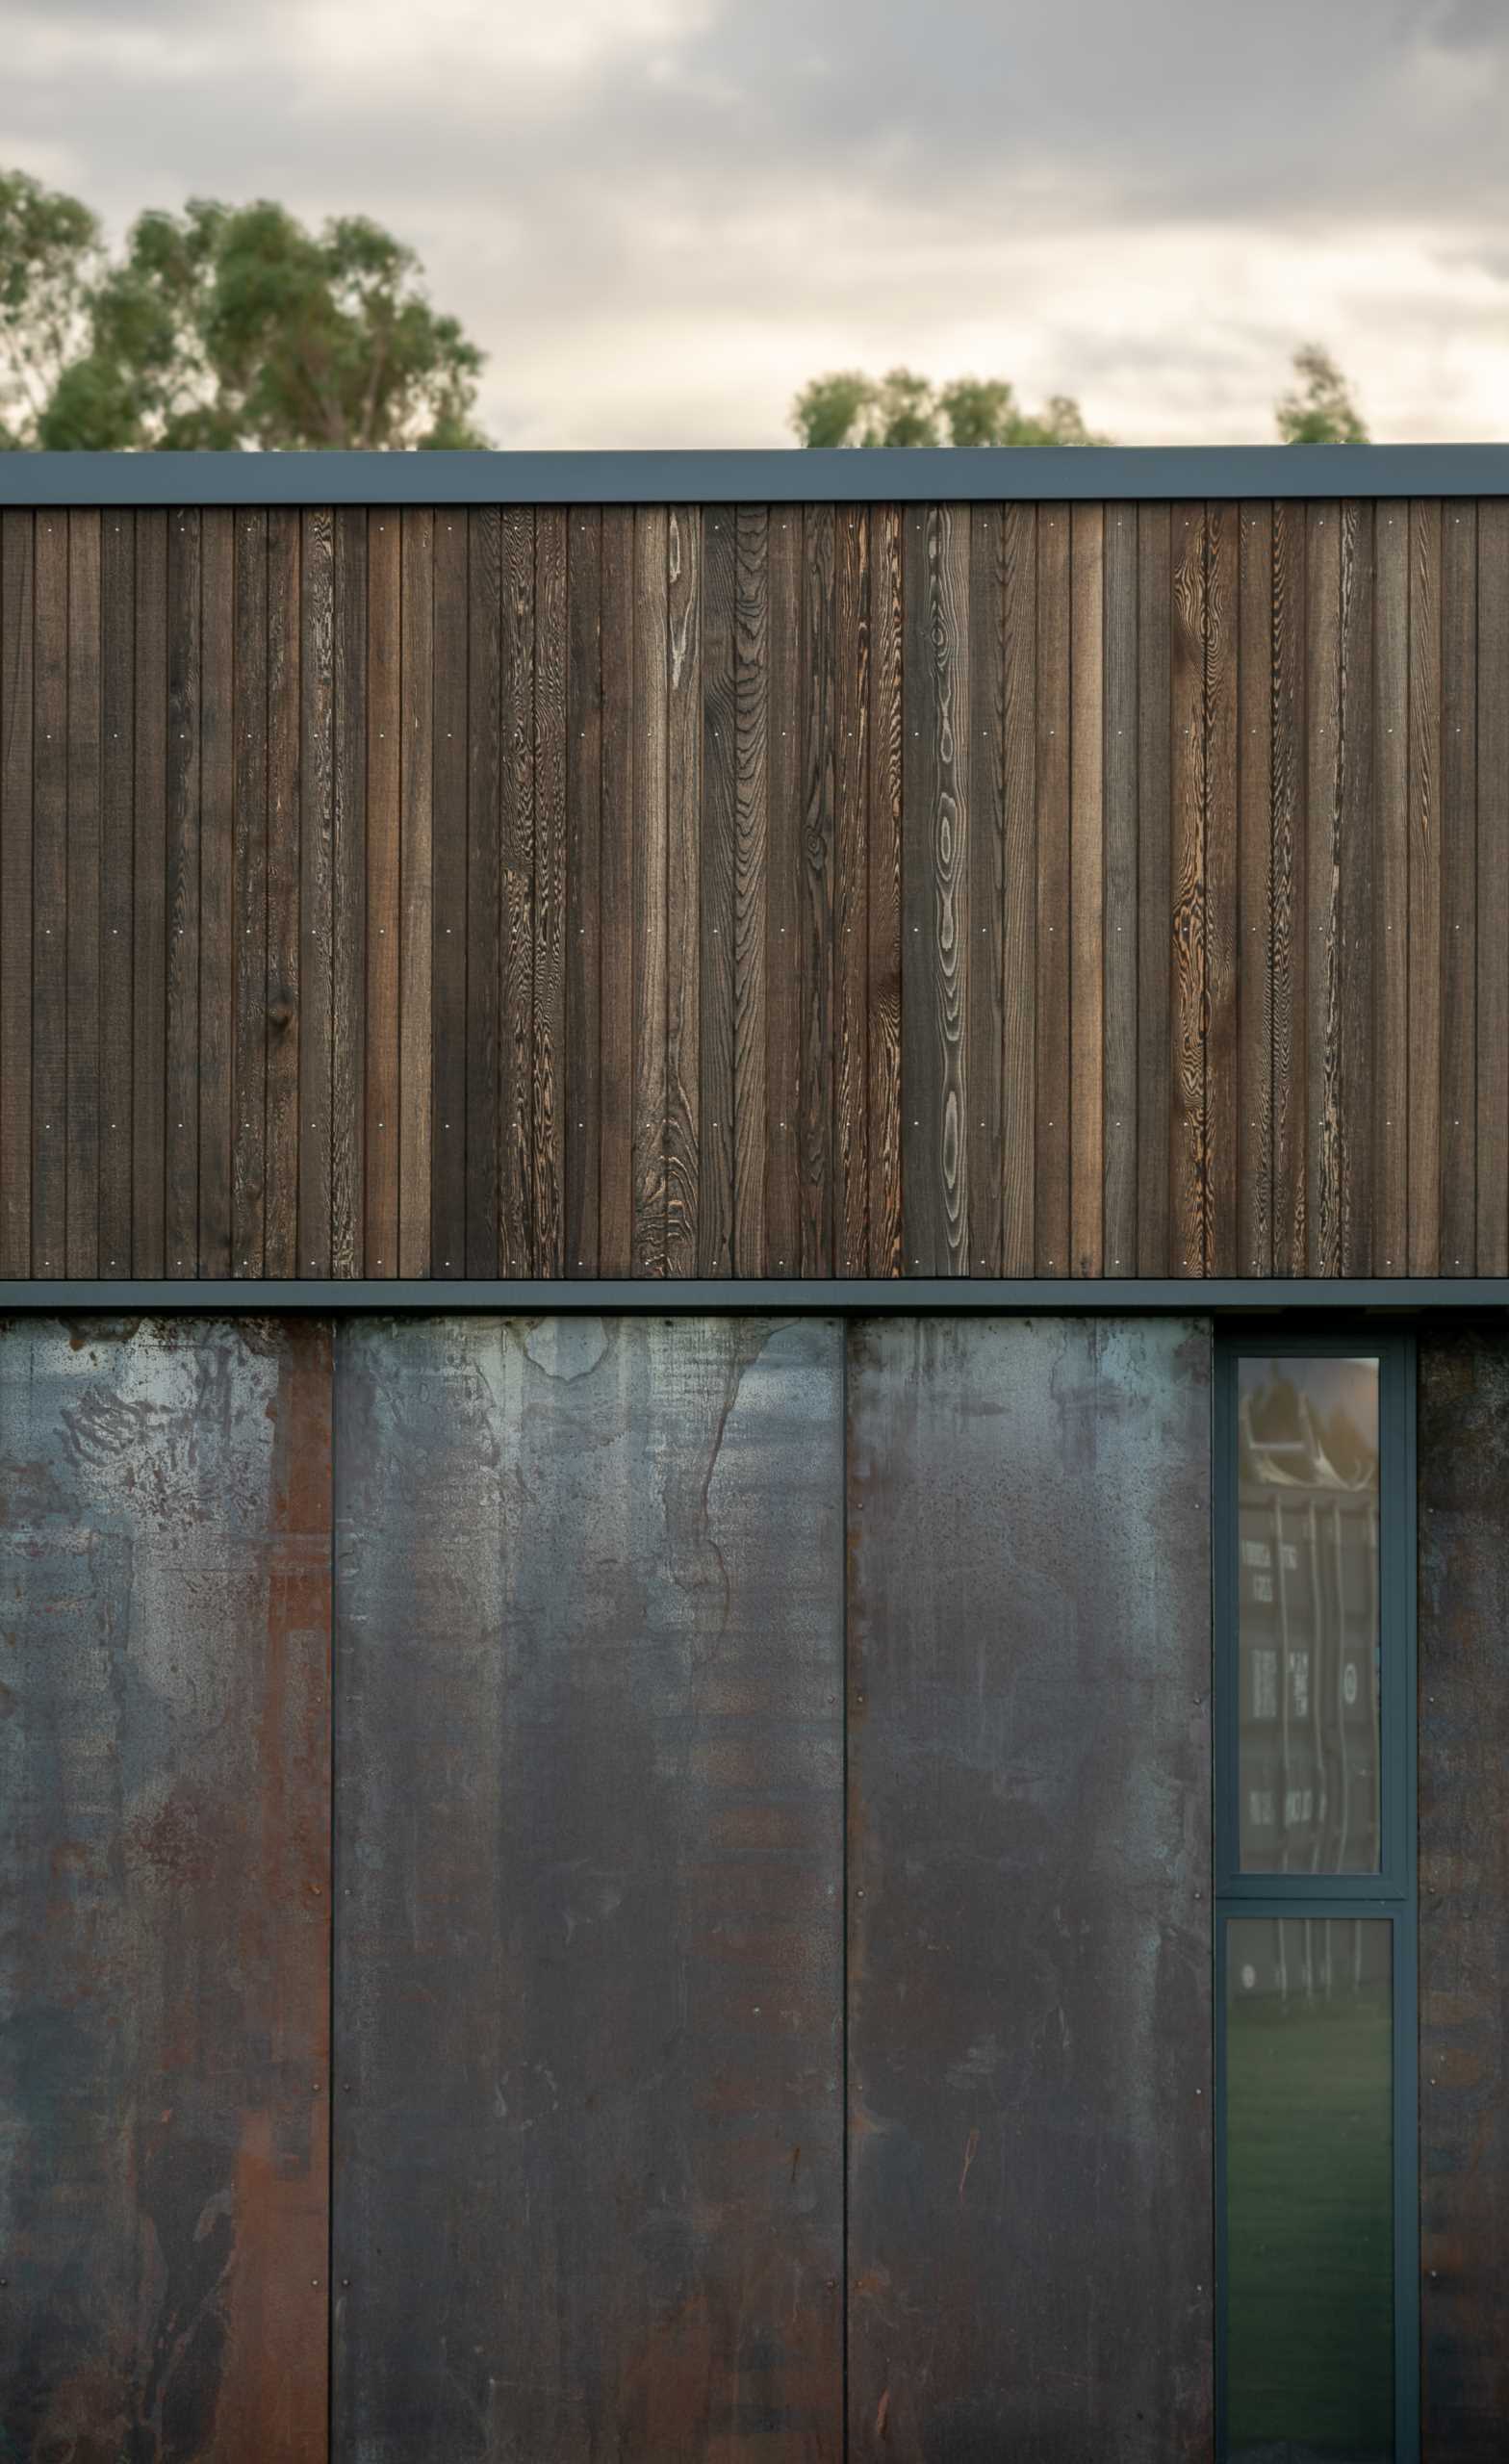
[0,169,489,450]
[791,365,1107,449]
[1274,344,1368,445]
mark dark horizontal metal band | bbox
[1,1276,1505,1312]
[5,445,1509,508]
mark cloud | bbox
[5,0,1509,444]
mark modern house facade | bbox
[1,444,1506,2461]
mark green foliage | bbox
[791,365,1108,449]
[1,172,490,450]
[0,169,103,449]
[1275,345,1368,446]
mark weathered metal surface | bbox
[0,1315,332,2461]
[845,1316,1214,2461]
[1419,1330,1509,2456]
[332,1314,844,2462]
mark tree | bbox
[0,171,491,449]
[0,170,103,449]
[1275,345,1368,446]
[791,365,1107,448]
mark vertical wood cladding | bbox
[1,497,1504,1279]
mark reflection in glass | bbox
[1237,1357,1381,1873]
[1225,1918,1394,2461]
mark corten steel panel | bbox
[0,1315,333,2462]
[1419,1331,1509,2455]
[845,1316,1214,2460]
[0,498,1502,1284]
[332,1314,844,2462]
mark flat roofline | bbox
[4,444,1509,506]
[0,1276,1503,1312]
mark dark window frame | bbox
[1214,1324,1419,2462]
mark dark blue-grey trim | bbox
[0,1274,1505,1312]
[4,445,1509,507]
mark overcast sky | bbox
[8,0,1509,446]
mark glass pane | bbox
[1225,1918,1394,2460]
[1237,1356,1381,1873]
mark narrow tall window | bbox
[1215,1337,1418,2463]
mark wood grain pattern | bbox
[1136,503,1172,1274]
[499,508,535,1276]
[1271,499,1307,1277]
[364,511,399,1275]
[966,503,1004,1276]
[834,506,870,1276]
[266,508,301,1280]
[233,510,268,1278]
[1169,504,1207,1277]
[700,504,737,1275]
[99,514,134,1275]
[733,504,770,1274]
[165,512,200,1279]
[1036,505,1071,1274]
[1338,498,1376,1275]
[33,513,66,1277]
[1002,503,1037,1275]
[867,505,905,1278]
[599,507,635,1274]
[766,508,802,1277]
[299,508,335,1278]
[465,505,501,1275]
[1305,500,1343,1275]
[631,506,669,1278]
[1103,503,1138,1275]
[665,504,701,1276]
[198,511,234,1279]
[1374,502,1409,1275]
[1478,499,1509,1273]
[1,513,33,1276]
[1205,502,1239,1279]
[534,504,569,1277]
[1441,500,1477,1271]
[800,504,835,1276]
[1237,503,1273,1276]
[397,508,432,1278]
[430,509,468,1274]
[331,508,367,1276]
[566,506,602,1276]
[1409,500,1444,1276]
[0,489,1496,1284]
[65,510,101,1278]
[1070,502,1104,1276]
[133,512,166,1274]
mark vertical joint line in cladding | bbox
[838,1319,849,2442]
[326,1316,340,2450]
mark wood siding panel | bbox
[846,1315,1214,2457]
[0,491,1501,1284]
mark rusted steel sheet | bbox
[332,1315,844,2462]
[845,1317,1214,2461]
[1419,1331,1509,2455]
[0,1315,332,2461]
